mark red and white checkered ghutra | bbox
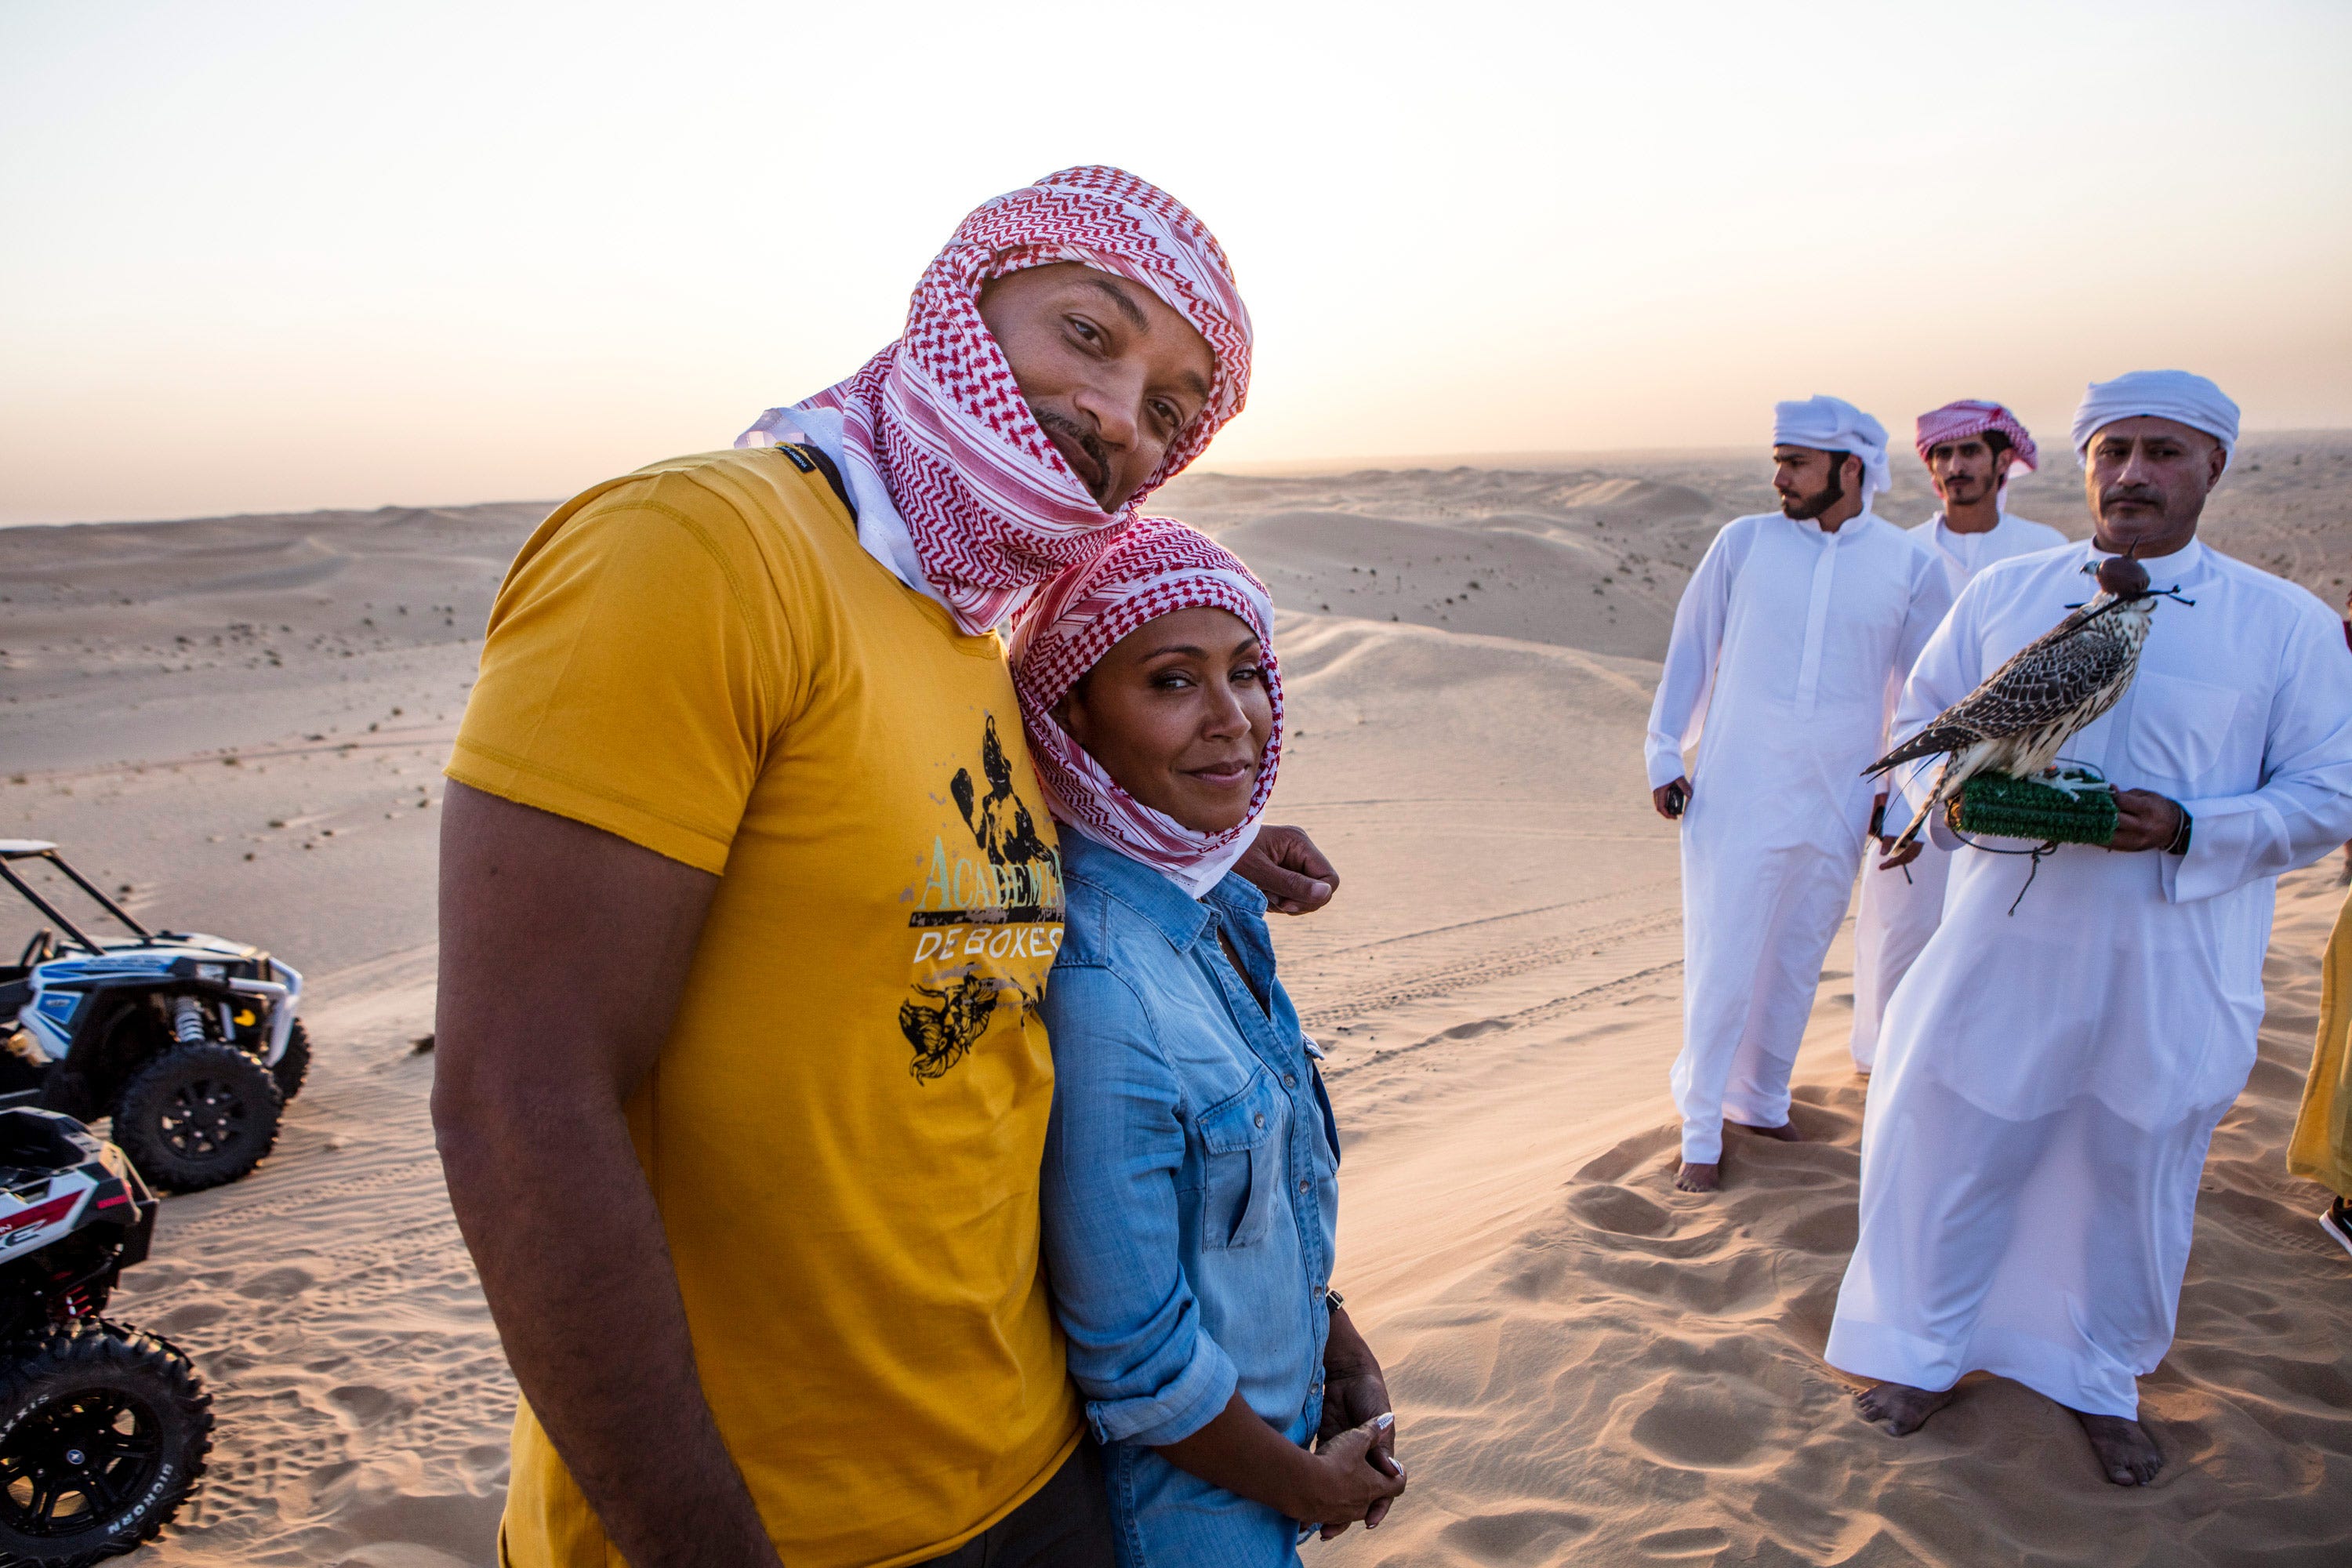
[745,166,1251,636]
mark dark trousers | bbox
[913,1438,1115,1568]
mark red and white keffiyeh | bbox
[737,166,1251,636]
[1010,518,1281,898]
[1914,399,2038,477]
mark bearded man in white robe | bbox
[1646,397,1954,1193]
[1828,371,2352,1486]
[1849,401,2067,1073]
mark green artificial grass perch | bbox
[1951,769,2118,847]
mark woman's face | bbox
[1057,605,1272,836]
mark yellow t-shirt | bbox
[448,445,1080,1568]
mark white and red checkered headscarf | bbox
[738,166,1251,636]
[1010,518,1282,898]
[1915,399,2039,480]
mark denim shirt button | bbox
[1298,1178,1311,1193]
[1283,1073,1297,1087]
[1254,1112,1266,1128]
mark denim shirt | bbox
[1040,831,1343,1566]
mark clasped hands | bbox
[1312,1307,1404,1538]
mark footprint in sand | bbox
[1632,1524,1733,1559]
[238,1263,318,1299]
[1629,1384,1763,1470]
[1566,1182,1675,1238]
[1437,1504,1593,1563]
[329,1383,415,1425]
[151,1300,230,1333]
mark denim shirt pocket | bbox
[1196,1067,1283,1249]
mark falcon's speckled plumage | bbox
[1867,561,2165,851]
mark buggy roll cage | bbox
[0,840,155,955]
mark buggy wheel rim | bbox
[0,1386,165,1535]
[158,1076,248,1159]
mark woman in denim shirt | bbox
[1011,521,1406,1564]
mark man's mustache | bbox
[1033,409,1111,499]
[2100,485,2165,510]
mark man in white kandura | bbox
[1646,397,1955,1194]
[1847,401,2067,1073]
[1828,370,2352,1486]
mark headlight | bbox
[196,964,226,982]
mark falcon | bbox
[1867,552,2169,852]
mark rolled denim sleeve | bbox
[1040,964,1238,1447]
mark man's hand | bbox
[1315,1305,1400,1537]
[2108,788,2186,852]
[1652,778,1692,822]
[1236,823,1340,914]
[1876,839,1924,872]
[434,783,784,1568]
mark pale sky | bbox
[3,0,2347,524]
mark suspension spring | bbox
[171,995,207,1046]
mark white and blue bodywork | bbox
[15,939,303,1071]
[2,839,303,1102]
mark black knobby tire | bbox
[111,1043,283,1193]
[268,1020,310,1102]
[0,1320,211,1565]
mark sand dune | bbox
[2,443,2348,1565]
[0,503,541,775]
[1167,465,1725,655]
[1321,866,2352,1568]
[1162,434,2352,652]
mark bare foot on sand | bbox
[1676,1119,1805,1192]
[2072,1410,2164,1486]
[1855,1381,1956,1436]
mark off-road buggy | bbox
[0,1105,209,1564]
[0,842,307,1192]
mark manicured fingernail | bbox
[1374,1413,1395,1429]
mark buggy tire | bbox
[0,1319,210,1565]
[111,1044,281,1194]
[269,1020,310,1102]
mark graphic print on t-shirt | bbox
[901,715,1065,1083]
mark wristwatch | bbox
[1324,1287,1345,1312]
[2165,808,2194,856]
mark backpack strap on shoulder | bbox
[767,443,855,517]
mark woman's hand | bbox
[1288,1415,1406,1533]
[1152,1388,1403,1534]
[1316,1305,1401,1537]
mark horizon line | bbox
[7,426,2349,533]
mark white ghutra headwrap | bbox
[1009,518,1282,898]
[2070,370,2241,477]
[738,166,1252,636]
[1773,394,1892,509]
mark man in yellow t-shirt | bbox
[434,169,1333,1568]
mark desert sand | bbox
[2,438,2348,1566]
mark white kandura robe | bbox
[1849,512,2069,1071]
[1646,511,1954,1163]
[1828,538,2352,1417]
